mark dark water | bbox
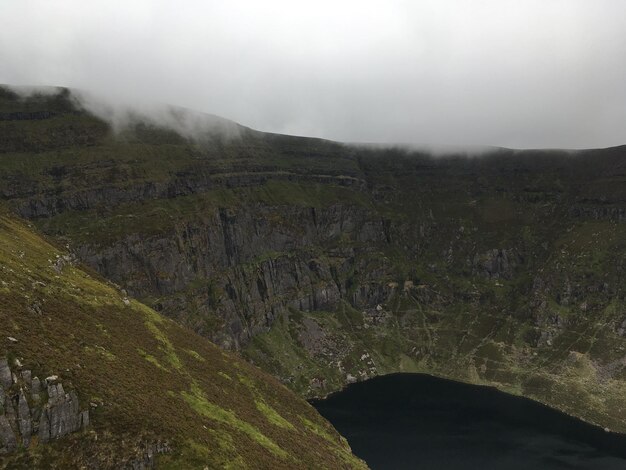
[311,374,626,470]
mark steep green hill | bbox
[1,85,626,442]
[0,206,365,468]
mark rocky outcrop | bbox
[0,111,56,121]
[472,248,520,280]
[75,204,392,348]
[570,205,626,222]
[0,357,89,454]
[39,384,86,444]
[7,172,366,219]
[123,441,172,470]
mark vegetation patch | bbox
[180,381,291,460]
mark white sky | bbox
[1,0,626,148]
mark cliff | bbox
[1,86,625,439]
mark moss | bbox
[255,400,296,430]
[160,436,249,470]
[218,371,232,381]
[139,304,183,371]
[299,416,335,443]
[184,349,205,362]
[180,382,291,461]
[137,348,168,371]
[83,345,116,362]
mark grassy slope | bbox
[0,207,365,469]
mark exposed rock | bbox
[80,410,89,429]
[73,204,390,349]
[124,441,172,470]
[17,389,31,446]
[39,388,84,443]
[570,205,626,223]
[299,318,335,357]
[31,377,42,403]
[0,415,17,454]
[0,357,89,453]
[28,301,43,315]
[51,254,75,274]
[0,359,11,389]
[4,395,17,427]
[472,249,519,280]
[21,370,32,388]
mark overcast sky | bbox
[1,1,626,148]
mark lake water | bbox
[311,373,626,470]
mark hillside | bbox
[0,209,365,467]
[1,84,626,440]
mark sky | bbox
[1,0,626,149]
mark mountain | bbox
[1,84,625,458]
[0,90,365,469]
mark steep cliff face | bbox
[1,86,626,437]
[69,202,388,349]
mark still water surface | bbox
[312,374,626,469]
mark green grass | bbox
[180,381,290,460]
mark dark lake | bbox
[311,373,626,470]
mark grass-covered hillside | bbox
[1,85,625,437]
[0,206,365,468]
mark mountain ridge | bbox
[1,85,625,465]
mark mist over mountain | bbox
[3,1,626,148]
[2,2,626,469]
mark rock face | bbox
[0,359,12,390]
[72,204,391,348]
[0,357,89,454]
[1,87,626,440]
[124,442,172,470]
[472,249,519,280]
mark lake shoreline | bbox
[312,372,626,470]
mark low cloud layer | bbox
[7,85,243,142]
[2,1,626,149]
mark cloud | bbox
[5,84,243,142]
[1,1,626,149]
[71,88,244,141]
